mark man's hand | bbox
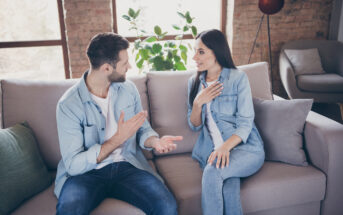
[114,110,147,143]
[97,110,147,164]
[152,136,183,153]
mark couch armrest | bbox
[279,52,298,99]
[304,111,343,215]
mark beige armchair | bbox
[279,40,343,119]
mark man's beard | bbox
[108,70,126,83]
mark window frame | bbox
[112,0,228,42]
[0,0,70,79]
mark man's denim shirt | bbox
[187,68,264,168]
[54,71,160,198]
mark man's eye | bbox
[199,51,204,54]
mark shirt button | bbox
[101,128,105,131]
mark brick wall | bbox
[63,0,112,78]
[63,0,333,97]
[230,0,333,97]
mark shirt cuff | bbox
[86,143,102,165]
[234,128,250,144]
[140,130,159,151]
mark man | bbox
[55,32,182,215]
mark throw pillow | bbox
[253,98,313,166]
[0,122,52,214]
[284,48,325,76]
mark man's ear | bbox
[99,63,112,74]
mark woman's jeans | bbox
[202,149,265,215]
[56,161,177,215]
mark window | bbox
[0,0,70,80]
[112,0,227,75]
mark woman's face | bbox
[192,38,217,71]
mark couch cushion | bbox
[147,71,198,156]
[0,75,151,169]
[284,48,325,76]
[253,98,313,166]
[237,62,273,100]
[11,184,145,215]
[297,73,343,93]
[154,154,326,215]
[0,122,53,215]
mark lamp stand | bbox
[248,14,274,91]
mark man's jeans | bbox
[56,162,177,215]
[202,149,265,215]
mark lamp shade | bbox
[258,0,284,15]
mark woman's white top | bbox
[205,81,225,149]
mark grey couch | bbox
[1,62,343,215]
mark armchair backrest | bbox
[281,40,343,76]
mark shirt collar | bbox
[199,67,231,84]
[77,70,123,104]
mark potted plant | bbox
[122,8,198,72]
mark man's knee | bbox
[56,195,91,215]
[153,193,178,215]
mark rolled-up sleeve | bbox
[234,73,254,143]
[57,103,101,176]
[187,77,203,131]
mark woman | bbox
[187,29,265,215]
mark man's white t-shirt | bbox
[91,93,125,169]
[205,81,224,149]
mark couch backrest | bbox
[0,62,272,165]
[281,40,343,75]
[147,62,273,157]
[0,75,149,170]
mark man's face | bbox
[108,49,131,82]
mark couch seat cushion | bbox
[11,184,145,215]
[154,153,326,215]
[297,73,343,93]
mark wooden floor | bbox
[311,103,343,124]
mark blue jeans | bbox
[56,161,177,215]
[201,149,264,215]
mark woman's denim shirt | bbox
[187,68,264,168]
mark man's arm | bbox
[57,103,101,176]
[96,110,147,163]
[144,135,183,154]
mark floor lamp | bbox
[248,0,284,91]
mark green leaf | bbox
[183,26,189,32]
[128,8,135,18]
[135,53,140,62]
[136,58,144,69]
[154,26,162,36]
[181,51,187,63]
[139,49,149,60]
[177,12,185,18]
[173,55,181,62]
[134,39,141,49]
[172,49,178,56]
[187,43,193,50]
[172,25,181,30]
[191,26,197,37]
[152,43,162,54]
[133,9,140,19]
[122,15,131,21]
[144,36,157,43]
[167,50,173,60]
[185,11,192,23]
[175,62,187,70]
[152,56,165,71]
[140,29,147,34]
[168,42,176,48]
[179,44,187,52]
[164,60,173,70]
